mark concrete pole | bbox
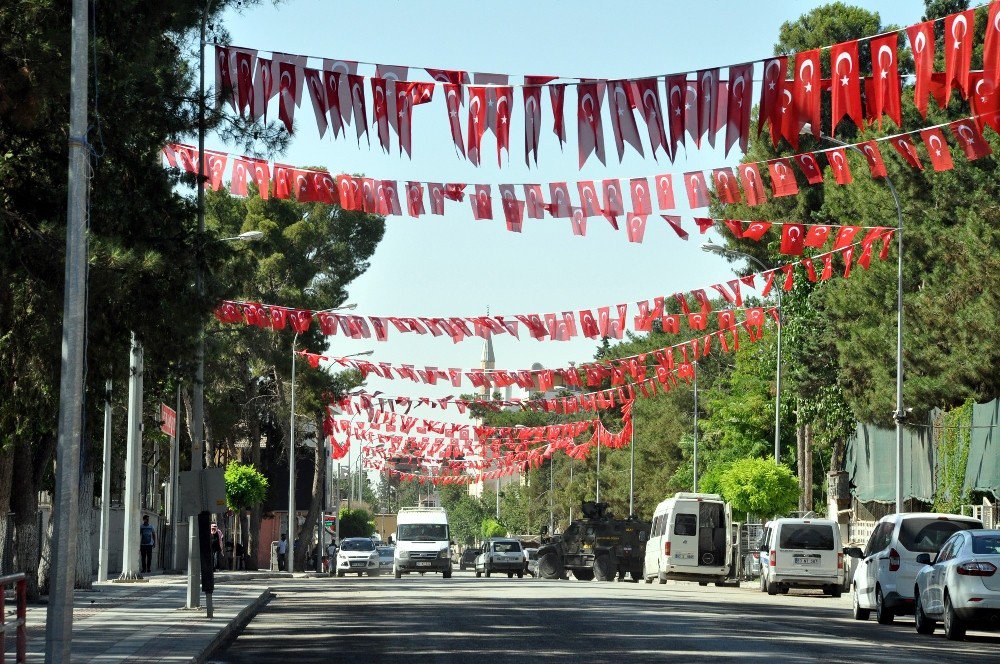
[629,413,635,516]
[334,465,341,546]
[288,333,298,571]
[45,0,88,657]
[98,381,113,582]
[119,333,143,580]
[774,289,783,464]
[186,516,199,608]
[170,384,182,571]
[548,459,554,535]
[596,436,601,503]
[693,362,699,493]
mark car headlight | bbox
[369,552,378,562]
[398,550,410,559]
[439,548,450,559]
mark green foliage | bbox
[933,400,974,513]
[481,518,505,539]
[438,485,488,546]
[718,457,800,518]
[224,461,269,510]
[338,508,375,539]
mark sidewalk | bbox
[12,577,272,663]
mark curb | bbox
[194,587,273,664]
[213,572,294,583]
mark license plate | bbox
[350,561,365,567]
[416,562,432,567]
[794,556,819,565]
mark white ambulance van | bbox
[643,492,732,585]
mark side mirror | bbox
[639,531,648,543]
[915,553,932,565]
[843,547,863,559]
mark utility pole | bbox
[119,333,144,580]
[596,437,601,503]
[170,384,182,570]
[288,333,299,572]
[45,0,89,658]
[548,459,554,535]
[97,381,113,583]
[629,412,635,516]
[693,362,699,493]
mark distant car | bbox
[459,548,479,571]
[850,513,982,624]
[336,537,380,577]
[476,538,526,578]
[759,519,845,597]
[377,546,395,572]
[913,529,1000,640]
[524,548,539,578]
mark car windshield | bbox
[899,518,981,553]
[971,534,1000,555]
[492,541,521,553]
[398,524,449,542]
[341,539,375,552]
[377,547,394,556]
[779,524,835,551]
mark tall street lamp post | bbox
[702,241,782,464]
[810,129,906,514]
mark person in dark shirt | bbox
[139,515,156,574]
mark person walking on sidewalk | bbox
[140,515,156,574]
[277,533,288,571]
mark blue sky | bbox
[211,0,930,470]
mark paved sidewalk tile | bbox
[10,581,269,663]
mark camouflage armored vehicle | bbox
[537,501,649,582]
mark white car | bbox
[335,537,381,577]
[758,518,845,597]
[914,529,1000,640]
[850,513,982,624]
[475,538,527,578]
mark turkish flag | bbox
[524,184,545,219]
[683,171,710,208]
[697,68,721,147]
[602,179,625,216]
[273,163,293,199]
[397,82,433,158]
[230,158,250,196]
[712,168,741,203]
[579,310,599,338]
[276,58,302,134]
[890,135,923,170]
[907,21,935,118]
[858,141,888,178]
[322,70,345,138]
[215,46,235,111]
[986,3,1000,89]
[739,163,766,206]
[741,221,771,241]
[944,9,975,105]
[494,86,514,165]
[694,217,714,234]
[466,87,488,166]
[427,183,446,215]
[802,257,818,282]
[633,77,669,159]
[726,63,753,155]
[780,223,806,255]
[870,33,902,127]
[314,171,338,205]
[406,181,425,217]
[548,182,572,218]
[577,181,601,217]
[550,84,567,147]
[665,74,687,158]
[970,73,1000,135]
[629,178,652,214]
[499,185,523,232]
[646,174,674,210]
[336,175,355,210]
[759,56,787,145]
[768,159,799,197]
[569,207,587,236]
[303,67,328,138]
[234,49,257,116]
[577,82,607,167]
[379,180,402,215]
[625,213,648,243]
[833,225,861,250]
[684,79,700,147]
[347,74,369,144]
[830,41,863,129]
[250,57,274,122]
[826,148,852,185]
[920,128,954,171]
[661,215,688,240]
[523,76,554,166]
[793,50,821,137]
[608,79,644,161]
[781,264,795,291]
[804,225,832,248]
[443,83,466,157]
[471,185,492,220]
[370,78,392,152]
[949,119,992,159]
[794,153,824,184]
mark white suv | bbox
[850,513,982,624]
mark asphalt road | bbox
[212,570,1000,663]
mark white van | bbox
[759,518,844,596]
[393,507,453,579]
[643,492,732,585]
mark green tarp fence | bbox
[846,398,1000,503]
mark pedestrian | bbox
[139,515,156,574]
[211,523,224,570]
[277,533,288,571]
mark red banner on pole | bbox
[160,403,177,437]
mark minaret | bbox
[480,334,495,398]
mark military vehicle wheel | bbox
[573,569,595,581]
[517,572,523,578]
[476,570,481,578]
[485,567,491,578]
[507,572,514,578]
[443,568,452,579]
[538,553,563,580]
[594,555,615,582]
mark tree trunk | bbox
[75,463,94,589]
[0,451,14,575]
[246,373,262,570]
[294,422,325,572]
[805,423,814,514]
[37,509,54,596]
[11,444,41,600]
[796,413,806,513]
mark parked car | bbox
[759,518,845,597]
[394,506,453,579]
[524,548,539,578]
[336,537,381,577]
[850,513,983,624]
[459,547,479,571]
[377,546,395,572]
[476,538,527,578]
[643,492,732,585]
[913,529,1000,640]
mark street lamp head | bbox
[345,350,374,358]
[701,241,727,256]
[236,230,264,241]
